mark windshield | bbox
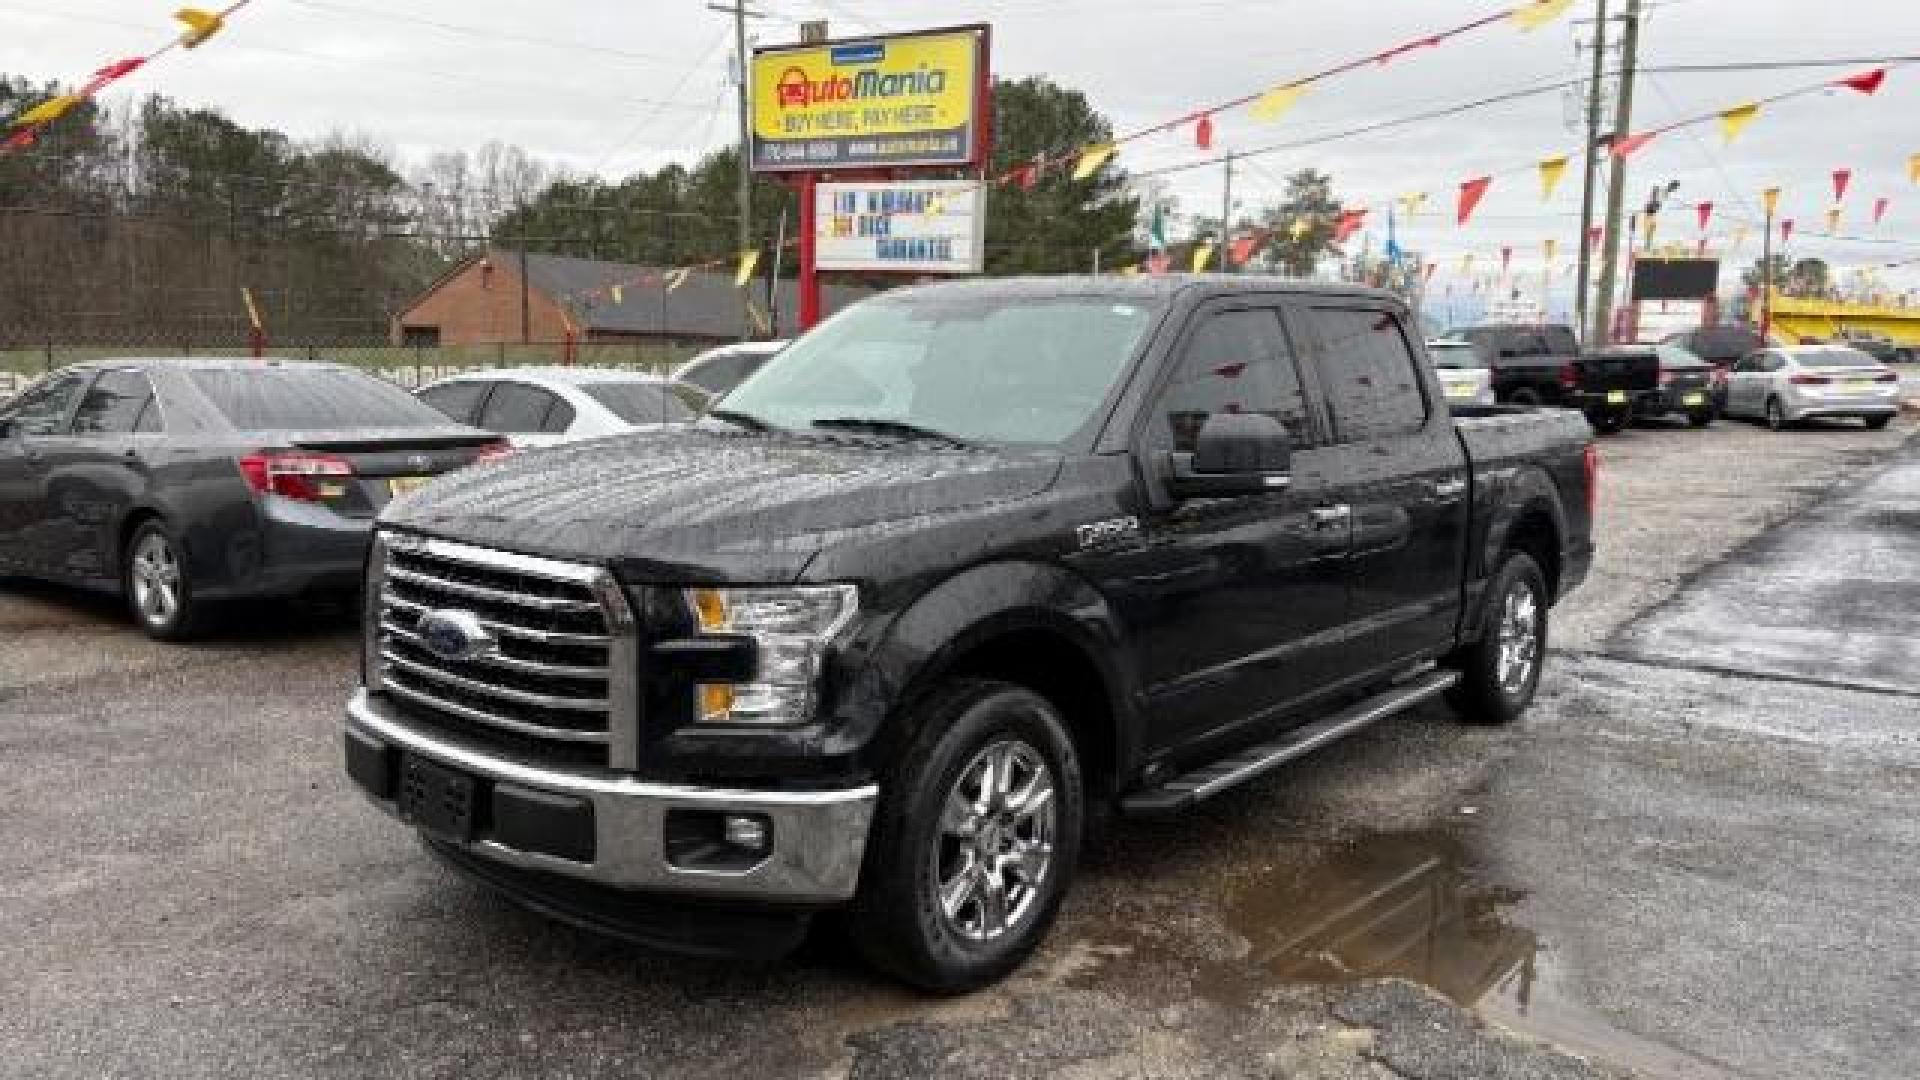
[1655,343,1705,368]
[717,293,1159,446]
[1428,343,1485,369]
[583,381,699,424]
[190,367,451,429]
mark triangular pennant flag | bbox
[1500,246,1513,274]
[1762,187,1782,217]
[1118,265,1140,277]
[2,127,38,152]
[1832,68,1886,95]
[1398,192,1428,217]
[1645,215,1659,246]
[1718,103,1760,145]
[1732,225,1750,248]
[1250,83,1307,123]
[83,57,146,95]
[11,94,83,128]
[1588,225,1604,251]
[1461,253,1476,273]
[1696,201,1713,232]
[1832,168,1852,203]
[174,8,227,49]
[1543,238,1557,264]
[1423,262,1436,285]
[733,250,759,288]
[1013,163,1038,191]
[1780,219,1795,244]
[1873,197,1890,225]
[1610,131,1656,159]
[1191,242,1215,274]
[1147,252,1170,275]
[1457,176,1492,226]
[1229,234,1260,267]
[666,267,690,292]
[1194,113,1213,151]
[1072,143,1116,180]
[1696,236,1709,257]
[1332,208,1367,245]
[1911,154,1920,184]
[1538,155,1569,201]
[1287,217,1310,240]
[610,285,624,305]
[1824,207,1841,233]
[1510,0,1574,32]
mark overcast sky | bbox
[5,0,1918,298]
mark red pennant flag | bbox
[1832,169,1852,203]
[2,127,37,152]
[1374,35,1441,65]
[1014,164,1038,191]
[1194,113,1214,150]
[1832,68,1886,95]
[1873,197,1890,224]
[1228,233,1260,266]
[82,56,146,95]
[1500,246,1513,273]
[1696,201,1713,231]
[1333,208,1367,245]
[1696,236,1709,257]
[1588,225,1604,250]
[1422,262,1436,285]
[1780,219,1795,244]
[1610,131,1656,159]
[1457,176,1492,225]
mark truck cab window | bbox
[1310,308,1429,441]
[1156,307,1309,453]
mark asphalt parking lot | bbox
[4,408,1917,1079]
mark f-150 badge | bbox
[1076,516,1141,549]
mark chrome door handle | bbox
[1309,504,1351,527]
[1432,477,1467,499]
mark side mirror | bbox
[1167,412,1294,498]
[0,418,14,441]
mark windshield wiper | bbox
[811,417,972,447]
[708,408,774,432]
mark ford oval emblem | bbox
[408,453,433,472]
[417,609,495,662]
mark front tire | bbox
[852,679,1084,993]
[1865,415,1892,431]
[1591,410,1627,435]
[125,520,208,641]
[1445,551,1548,726]
[1687,407,1714,428]
[1766,397,1792,432]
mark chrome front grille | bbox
[369,534,637,769]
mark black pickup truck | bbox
[344,278,1596,992]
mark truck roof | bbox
[873,274,1403,306]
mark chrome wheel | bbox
[1495,579,1541,696]
[130,532,182,628]
[1767,399,1787,431]
[930,739,1057,943]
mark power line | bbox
[281,0,687,64]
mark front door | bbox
[1114,301,1352,755]
[0,370,91,574]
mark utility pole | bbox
[1218,152,1235,273]
[1573,0,1610,347]
[708,0,762,334]
[1760,198,1775,341]
[1593,0,1642,347]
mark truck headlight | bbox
[685,585,858,726]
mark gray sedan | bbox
[0,359,502,639]
[1720,346,1900,431]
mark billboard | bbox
[749,26,988,172]
[815,180,986,274]
[1632,257,1720,301]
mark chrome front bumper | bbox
[346,689,877,904]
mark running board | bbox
[1120,669,1460,818]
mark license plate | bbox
[1682,392,1704,406]
[1444,383,1477,399]
[399,756,477,842]
[1607,390,1628,404]
[1842,381,1875,392]
[389,475,434,498]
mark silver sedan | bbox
[1721,346,1900,431]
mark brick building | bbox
[391,249,873,347]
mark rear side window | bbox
[479,383,563,434]
[1155,307,1311,452]
[1803,349,1879,369]
[1309,308,1429,441]
[71,370,157,435]
[418,381,491,424]
[190,368,445,430]
[584,382,699,424]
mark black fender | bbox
[830,559,1140,778]
[1462,464,1567,639]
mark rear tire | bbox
[1865,415,1892,431]
[124,519,210,641]
[1508,389,1542,409]
[1445,551,1548,726]
[1591,411,1627,435]
[1687,408,1714,428]
[852,679,1084,993]
[1765,397,1792,432]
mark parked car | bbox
[1564,349,1661,433]
[1428,340,1495,406]
[1721,346,1901,431]
[671,340,788,406]
[1832,331,1901,364]
[1442,323,1582,407]
[345,277,1596,990]
[417,367,701,448]
[1660,324,1766,408]
[1632,343,1717,427]
[0,360,503,639]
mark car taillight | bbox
[1583,443,1600,519]
[1873,370,1898,383]
[237,451,354,502]
[473,440,515,465]
[1558,363,1578,389]
[1656,365,1671,385]
[1788,373,1830,386]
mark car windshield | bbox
[717,293,1159,446]
[1655,343,1705,368]
[1802,349,1880,370]
[190,367,450,429]
[582,381,699,424]
[1428,343,1485,369]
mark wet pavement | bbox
[3,417,1918,1078]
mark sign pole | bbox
[799,172,821,331]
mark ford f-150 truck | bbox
[344,277,1595,992]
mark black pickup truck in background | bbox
[1571,348,1662,433]
[346,278,1596,991]
[1445,323,1583,409]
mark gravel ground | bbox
[1,410,1915,1079]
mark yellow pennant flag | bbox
[1398,192,1428,217]
[1510,0,1574,32]
[1762,187,1781,217]
[174,7,226,49]
[11,94,83,128]
[1191,243,1215,274]
[610,285,624,305]
[1731,225,1750,248]
[1825,206,1842,233]
[1543,238,1558,264]
[1538,155,1569,202]
[1250,83,1308,123]
[1288,217,1310,240]
[666,267,690,292]
[1461,253,1475,273]
[1072,143,1116,180]
[1719,103,1760,146]
[734,250,759,288]
[1909,153,1920,184]
[1118,264,1140,277]
[1644,216,1658,246]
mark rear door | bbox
[1297,302,1473,675]
[48,368,159,580]
[418,380,494,426]
[1725,352,1771,415]
[0,370,92,574]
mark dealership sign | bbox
[815,180,985,274]
[750,26,988,172]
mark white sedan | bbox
[416,367,701,448]
[1720,346,1901,431]
[1427,340,1496,406]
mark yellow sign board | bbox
[749,26,987,172]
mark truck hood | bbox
[381,427,1063,581]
